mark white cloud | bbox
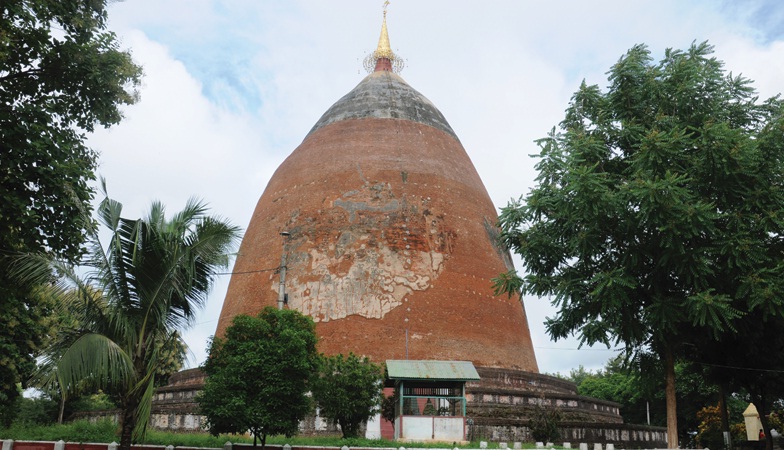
[90,31,272,218]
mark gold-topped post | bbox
[363,1,405,73]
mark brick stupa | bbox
[216,10,537,372]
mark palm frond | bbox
[131,376,156,443]
[168,197,209,233]
[56,333,135,396]
[139,204,241,331]
[7,252,62,290]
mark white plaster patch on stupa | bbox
[284,244,444,322]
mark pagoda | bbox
[217,1,537,373]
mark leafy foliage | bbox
[0,273,61,427]
[12,190,240,450]
[380,388,398,425]
[312,353,383,438]
[696,404,743,450]
[0,0,142,423]
[199,308,319,449]
[496,41,784,447]
[1,0,142,259]
[576,358,645,418]
[13,396,59,426]
[527,398,561,443]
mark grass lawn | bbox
[0,420,531,449]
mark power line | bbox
[534,348,784,374]
[215,267,278,276]
[536,347,618,352]
[693,360,784,374]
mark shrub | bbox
[528,399,560,443]
[696,405,725,450]
[15,397,59,425]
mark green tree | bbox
[14,189,240,450]
[549,365,594,387]
[380,388,398,425]
[495,41,784,448]
[312,353,383,439]
[12,395,59,426]
[199,308,319,449]
[0,0,142,422]
[575,357,646,421]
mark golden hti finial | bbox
[363,1,405,74]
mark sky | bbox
[86,0,784,376]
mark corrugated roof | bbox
[386,360,480,381]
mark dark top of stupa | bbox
[306,71,457,140]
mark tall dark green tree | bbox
[311,353,383,439]
[0,0,142,422]
[199,308,319,449]
[15,190,240,450]
[496,41,784,448]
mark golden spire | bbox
[363,1,404,73]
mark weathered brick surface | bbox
[217,73,538,372]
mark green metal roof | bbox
[386,360,480,381]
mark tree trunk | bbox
[664,347,678,449]
[718,383,731,450]
[340,417,362,439]
[58,394,65,424]
[119,396,138,450]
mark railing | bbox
[396,396,466,417]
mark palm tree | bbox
[16,188,241,450]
